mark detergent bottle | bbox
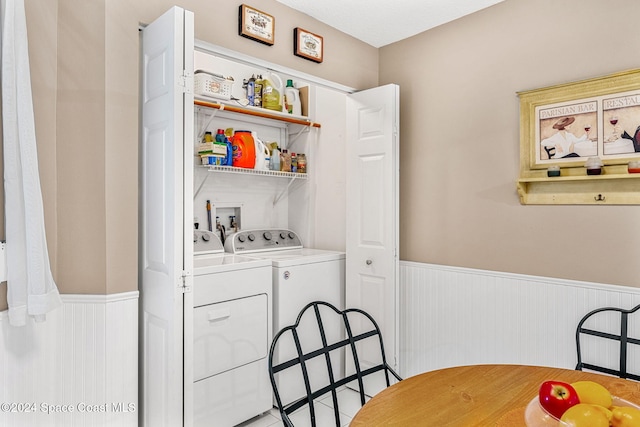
[224,135,233,165]
[255,138,270,170]
[262,72,283,112]
[244,75,256,106]
[212,129,229,165]
[284,79,302,116]
[231,130,256,168]
[270,146,280,171]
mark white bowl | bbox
[524,395,640,426]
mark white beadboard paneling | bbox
[0,292,138,427]
[400,262,640,378]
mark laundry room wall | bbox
[0,0,377,312]
[380,0,640,288]
[0,2,372,424]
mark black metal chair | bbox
[575,303,640,381]
[268,301,401,427]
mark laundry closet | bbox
[140,6,399,427]
[191,48,317,244]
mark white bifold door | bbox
[140,6,194,427]
[346,84,400,395]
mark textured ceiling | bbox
[275,0,505,47]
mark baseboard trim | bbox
[0,290,139,320]
[61,291,140,304]
[400,261,639,294]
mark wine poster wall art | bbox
[518,69,640,170]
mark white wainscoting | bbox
[0,292,138,427]
[400,262,640,378]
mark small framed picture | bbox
[238,4,275,46]
[294,28,323,63]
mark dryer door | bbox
[193,293,268,381]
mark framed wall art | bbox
[294,28,323,63]
[519,69,640,171]
[516,69,640,205]
[239,4,275,46]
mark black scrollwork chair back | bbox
[268,301,401,427]
[575,303,640,381]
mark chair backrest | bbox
[575,304,640,381]
[268,301,401,427]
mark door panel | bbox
[358,154,385,245]
[346,84,399,394]
[141,6,194,427]
[193,294,268,381]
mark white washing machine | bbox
[224,229,345,404]
[192,229,273,427]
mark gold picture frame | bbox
[294,28,323,63]
[516,69,640,205]
[239,4,275,46]
[519,69,640,173]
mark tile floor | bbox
[237,388,367,427]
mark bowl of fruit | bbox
[524,380,640,426]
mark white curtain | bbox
[1,0,62,326]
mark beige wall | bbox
[381,0,640,287]
[0,0,377,309]
[6,0,638,314]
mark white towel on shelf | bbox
[1,0,62,326]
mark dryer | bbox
[192,229,273,427]
[224,229,345,404]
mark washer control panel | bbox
[194,229,224,255]
[225,229,302,253]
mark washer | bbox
[224,229,345,404]
[192,229,273,427]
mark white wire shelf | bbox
[202,165,308,179]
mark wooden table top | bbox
[350,364,640,426]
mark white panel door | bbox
[346,84,399,393]
[141,6,194,427]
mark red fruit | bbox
[538,380,580,419]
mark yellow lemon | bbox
[590,404,613,422]
[560,403,610,427]
[571,381,613,408]
[611,406,640,427]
